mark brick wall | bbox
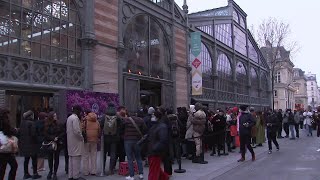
[93,0,119,93]
[175,27,189,107]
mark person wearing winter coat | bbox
[44,112,64,180]
[36,112,47,172]
[185,105,196,160]
[0,108,18,180]
[191,103,207,164]
[294,110,300,138]
[286,109,295,140]
[19,110,42,179]
[266,110,280,154]
[237,105,256,162]
[66,105,84,180]
[177,107,188,156]
[255,111,266,146]
[123,112,147,180]
[211,110,226,156]
[100,103,123,175]
[82,112,100,176]
[147,111,169,180]
[276,110,284,138]
[303,110,313,136]
[283,110,290,138]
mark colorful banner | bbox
[191,32,202,95]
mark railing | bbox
[149,0,171,11]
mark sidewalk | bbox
[5,137,291,180]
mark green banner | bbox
[191,32,201,57]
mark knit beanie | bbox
[106,103,116,116]
[148,107,155,115]
[23,110,34,120]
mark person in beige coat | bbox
[67,105,85,180]
[82,112,100,176]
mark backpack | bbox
[103,115,117,136]
[168,115,180,138]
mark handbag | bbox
[0,136,18,153]
[40,141,57,152]
[128,117,148,146]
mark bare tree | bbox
[251,17,299,110]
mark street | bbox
[5,130,320,180]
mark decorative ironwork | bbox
[33,63,49,84]
[69,68,83,87]
[122,3,136,24]
[10,59,29,81]
[0,57,6,80]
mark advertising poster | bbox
[191,32,202,95]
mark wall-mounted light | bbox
[138,71,142,75]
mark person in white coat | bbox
[67,105,85,180]
[303,110,313,136]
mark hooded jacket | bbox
[19,111,39,156]
[191,110,206,135]
[85,112,100,143]
[147,121,168,156]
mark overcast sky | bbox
[176,0,320,85]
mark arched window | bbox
[123,15,170,80]
[201,43,213,88]
[236,61,248,94]
[217,53,233,92]
[0,0,82,64]
[251,68,259,97]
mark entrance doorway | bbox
[5,90,53,127]
[140,80,161,109]
[124,76,173,113]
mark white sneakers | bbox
[126,176,134,180]
[125,174,144,180]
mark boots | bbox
[237,152,245,162]
[192,156,201,164]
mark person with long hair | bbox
[44,112,64,180]
[0,108,18,180]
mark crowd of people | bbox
[0,104,320,180]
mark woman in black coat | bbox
[19,110,42,179]
[266,110,280,154]
[44,112,64,180]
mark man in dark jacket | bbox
[287,109,296,140]
[147,111,169,180]
[19,110,42,179]
[100,103,122,175]
[237,105,256,162]
[211,110,227,156]
[277,109,284,138]
[266,109,280,154]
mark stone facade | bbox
[293,68,308,110]
[306,73,319,109]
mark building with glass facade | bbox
[0,0,271,127]
[189,0,271,110]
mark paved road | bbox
[214,130,320,180]
[5,130,320,180]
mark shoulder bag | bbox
[128,117,148,146]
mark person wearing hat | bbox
[19,110,42,179]
[101,103,123,175]
[191,103,207,164]
[66,105,85,180]
[237,105,256,162]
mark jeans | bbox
[148,156,169,180]
[289,125,295,139]
[124,140,143,177]
[306,125,313,136]
[24,155,38,175]
[295,124,300,138]
[48,148,61,174]
[283,123,289,137]
[103,141,117,172]
[267,131,279,150]
[0,154,18,180]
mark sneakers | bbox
[237,157,245,162]
[268,150,272,154]
[139,174,144,179]
[277,147,280,151]
[125,176,134,180]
